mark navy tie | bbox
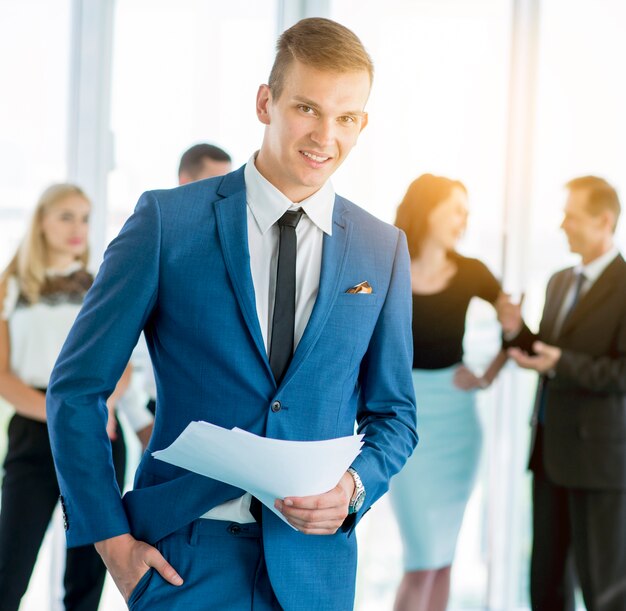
[561,271,586,327]
[251,210,303,524]
[538,271,586,424]
[269,209,303,384]
[249,496,262,523]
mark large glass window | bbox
[0,0,71,268]
[107,0,278,242]
[330,0,511,272]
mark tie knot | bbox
[574,271,586,290]
[568,271,586,310]
[277,209,303,229]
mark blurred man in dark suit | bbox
[500,176,626,611]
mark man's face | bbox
[560,189,608,259]
[255,60,370,202]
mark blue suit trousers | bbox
[127,520,282,610]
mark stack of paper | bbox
[152,422,363,526]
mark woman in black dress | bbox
[390,174,508,611]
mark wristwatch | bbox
[347,467,366,514]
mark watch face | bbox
[352,490,365,512]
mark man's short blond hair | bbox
[566,175,621,232]
[268,17,374,100]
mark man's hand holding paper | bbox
[275,470,356,534]
[152,422,363,530]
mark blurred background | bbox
[0,0,624,609]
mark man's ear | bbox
[359,112,369,133]
[597,209,616,233]
[256,84,272,126]
[605,210,618,234]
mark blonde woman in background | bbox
[0,184,132,610]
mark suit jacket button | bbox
[271,401,281,413]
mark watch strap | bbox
[347,467,365,514]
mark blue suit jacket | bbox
[47,167,417,610]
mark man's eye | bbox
[298,105,314,114]
[339,115,356,124]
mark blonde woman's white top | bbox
[2,264,88,389]
[2,264,154,431]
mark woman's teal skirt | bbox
[389,366,482,571]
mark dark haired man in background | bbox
[178,142,232,185]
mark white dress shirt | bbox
[577,245,620,286]
[200,154,335,522]
[553,246,620,335]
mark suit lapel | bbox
[280,197,352,388]
[560,255,624,336]
[214,169,272,378]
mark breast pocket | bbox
[326,292,381,351]
[334,293,379,307]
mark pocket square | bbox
[346,281,373,294]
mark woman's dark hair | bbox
[394,173,467,259]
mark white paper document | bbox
[152,422,363,527]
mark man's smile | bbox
[300,150,332,165]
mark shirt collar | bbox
[244,153,334,236]
[576,245,620,284]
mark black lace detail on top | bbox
[16,269,94,308]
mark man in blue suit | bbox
[47,17,417,610]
